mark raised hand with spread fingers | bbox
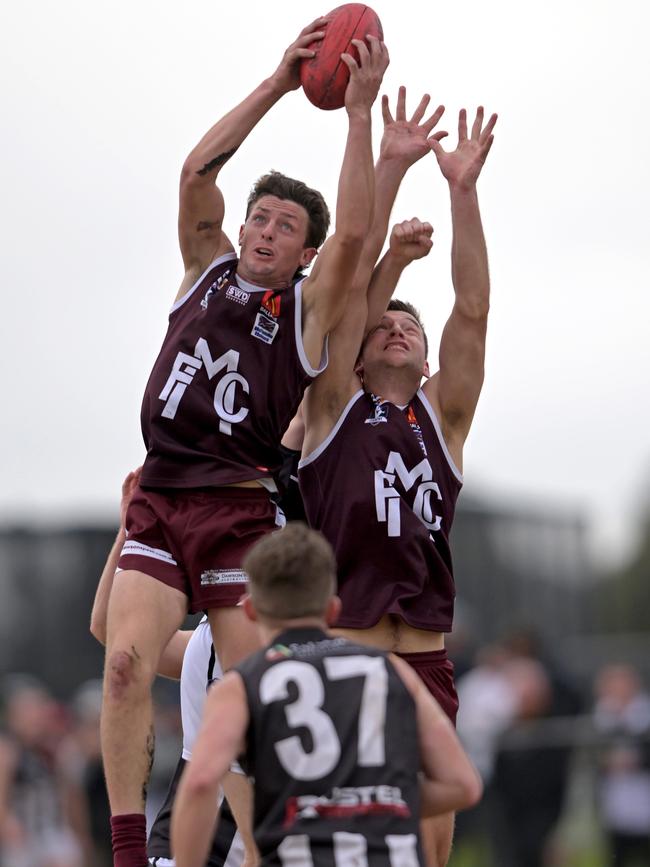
[430,106,497,190]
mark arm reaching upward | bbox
[300,35,389,369]
[360,86,445,317]
[302,89,444,452]
[365,217,434,330]
[424,107,497,466]
[176,18,328,297]
[89,467,141,645]
[171,673,249,867]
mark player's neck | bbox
[363,370,418,407]
[235,263,293,291]
[259,617,329,644]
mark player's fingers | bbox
[340,52,360,73]
[403,220,419,241]
[471,106,484,140]
[422,104,445,134]
[294,47,319,59]
[479,112,498,143]
[429,138,446,157]
[418,221,434,239]
[480,135,495,159]
[299,17,329,37]
[366,33,381,52]
[377,41,390,71]
[395,85,407,121]
[350,38,370,65]
[458,108,468,141]
[428,130,449,143]
[366,35,388,71]
[296,30,325,47]
[410,93,431,125]
[381,94,394,126]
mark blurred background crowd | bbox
[1,490,649,867]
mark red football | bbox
[300,4,383,111]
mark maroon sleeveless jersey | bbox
[140,253,326,488]
[299,389,462,632]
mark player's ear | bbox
[300,247,318,268]
[242,594,257,622]
[238,224,246,245]
[325,595,342,626]
[423,359,431,378]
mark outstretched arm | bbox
[300,36,389,368]
[423,107,497,464]
[90,467,141,644]
[365,217,434,329]
[302,90,444,452]
[176,19,327,297]
[361,87,445,329]
[171,673,249,867]
[89,468,191,679]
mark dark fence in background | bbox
[0,491,607,699]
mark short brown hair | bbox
[243,523,336,620]
[387,299,429,358]
[246,171,331,250]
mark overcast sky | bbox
[2,0,648,568]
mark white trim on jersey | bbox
[232,273,278,294]
[170,252,238,314]
[121,540,178,566]
[416,389,463,483]
[298,390,364,468]
[294,280,329,378]
[180,618,246,775]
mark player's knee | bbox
[105,648,150,701]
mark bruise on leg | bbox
[106,647,141,701]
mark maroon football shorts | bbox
[395,648,459,725]
[117,486,285,613]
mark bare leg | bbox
[208,605,262,672]
[101,570,187,814]
[421,812,455,867]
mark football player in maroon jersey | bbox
[299,99,496,866]
[100,21,388,867]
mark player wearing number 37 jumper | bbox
[171,523,481,867]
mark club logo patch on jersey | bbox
[200,568,248,586]
[252,312,279,344]
[262,290,281,318]
[252,289,282,344]
[200,270,232,310]
[226,284,250,305]
[365,402,388,426]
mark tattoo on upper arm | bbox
[196,146,239,177]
